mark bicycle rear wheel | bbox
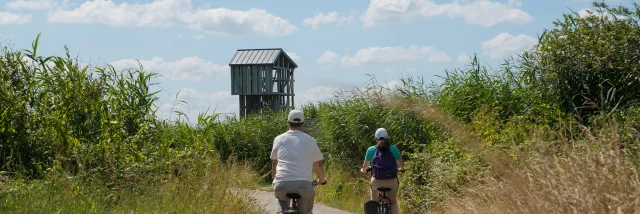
[379,203,391,214]
[283,207,299,214]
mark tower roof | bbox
[228,48,298,68]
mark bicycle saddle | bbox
[377,187,391,192]
[286,193,301,199]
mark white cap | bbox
[375,128,388,139]
[288,110,304,123]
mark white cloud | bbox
[482,32,537,59]
[360,0,532,27]
[177,88,233,102]
[161,87,236,122]
[295,85,344,106]
[317,50,339,65]
[457,52,470,63]
[340,45,450,66]
[47,0,298,36]
[162,85,347,121]
[207,90,233,101]
[577,8,627,20]
[287,52,302,61]
[427,52,451,63]
[176,34,183,38]
[384,67,418,73]
[110,56,228,81]
[0,11,31,24]
[303,11,355,29]
[192,34,205,40]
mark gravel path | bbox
[242,187,355,214]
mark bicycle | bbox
[282,180,327,214]
[363,166,405,214]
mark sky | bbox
[0,0,633,122]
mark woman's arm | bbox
[391,145,405,171]
[360,160,370,173]
[397,159,404,171]
[362,146,373,173]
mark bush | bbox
[211,111,288,176]
[0,34,286,185]
[308,85,446,168]
[0,35,159,179]
[521,2,640,121]
[400,138,484,213]
[424,56,539,123]
[305,79,482,213]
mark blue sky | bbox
[0,0,631,121]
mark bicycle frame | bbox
[282,180,322,214]
[375,187,392,214]
[363,166,403,214]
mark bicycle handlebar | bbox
[312,180,327,186]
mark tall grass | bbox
[311,164,371,213]
[301,77,485,213]
[1,154,264,213]
[423,56,540,123]
[0,34,275,213]
[520,2,640,119]
[307,2,640,210]
[4,1,640,213]
[0,34,163,180]
[303,82,446,168]
[377,95,640,213]
[441,117,640,214]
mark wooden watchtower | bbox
[228,48,298,118]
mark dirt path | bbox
[241,187,355,214]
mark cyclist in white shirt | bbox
[271,109,327,214]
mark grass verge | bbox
[0,156,265,213]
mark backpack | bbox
[371,147,397,179]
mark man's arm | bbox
[270,138,278,180]
[313,160,326,184]
[271,159,278,179]
[311,140,326,184]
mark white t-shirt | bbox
[270,130,323,183]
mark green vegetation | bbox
[521,1,640,119]
[2,1,640,213]
[2,156,263,213]
[307,2,640,213]
[0,34,267,213]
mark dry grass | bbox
[381,96,640,214]
[2,156,265,214]
[446,124,640,214]
[112,158,264,213]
